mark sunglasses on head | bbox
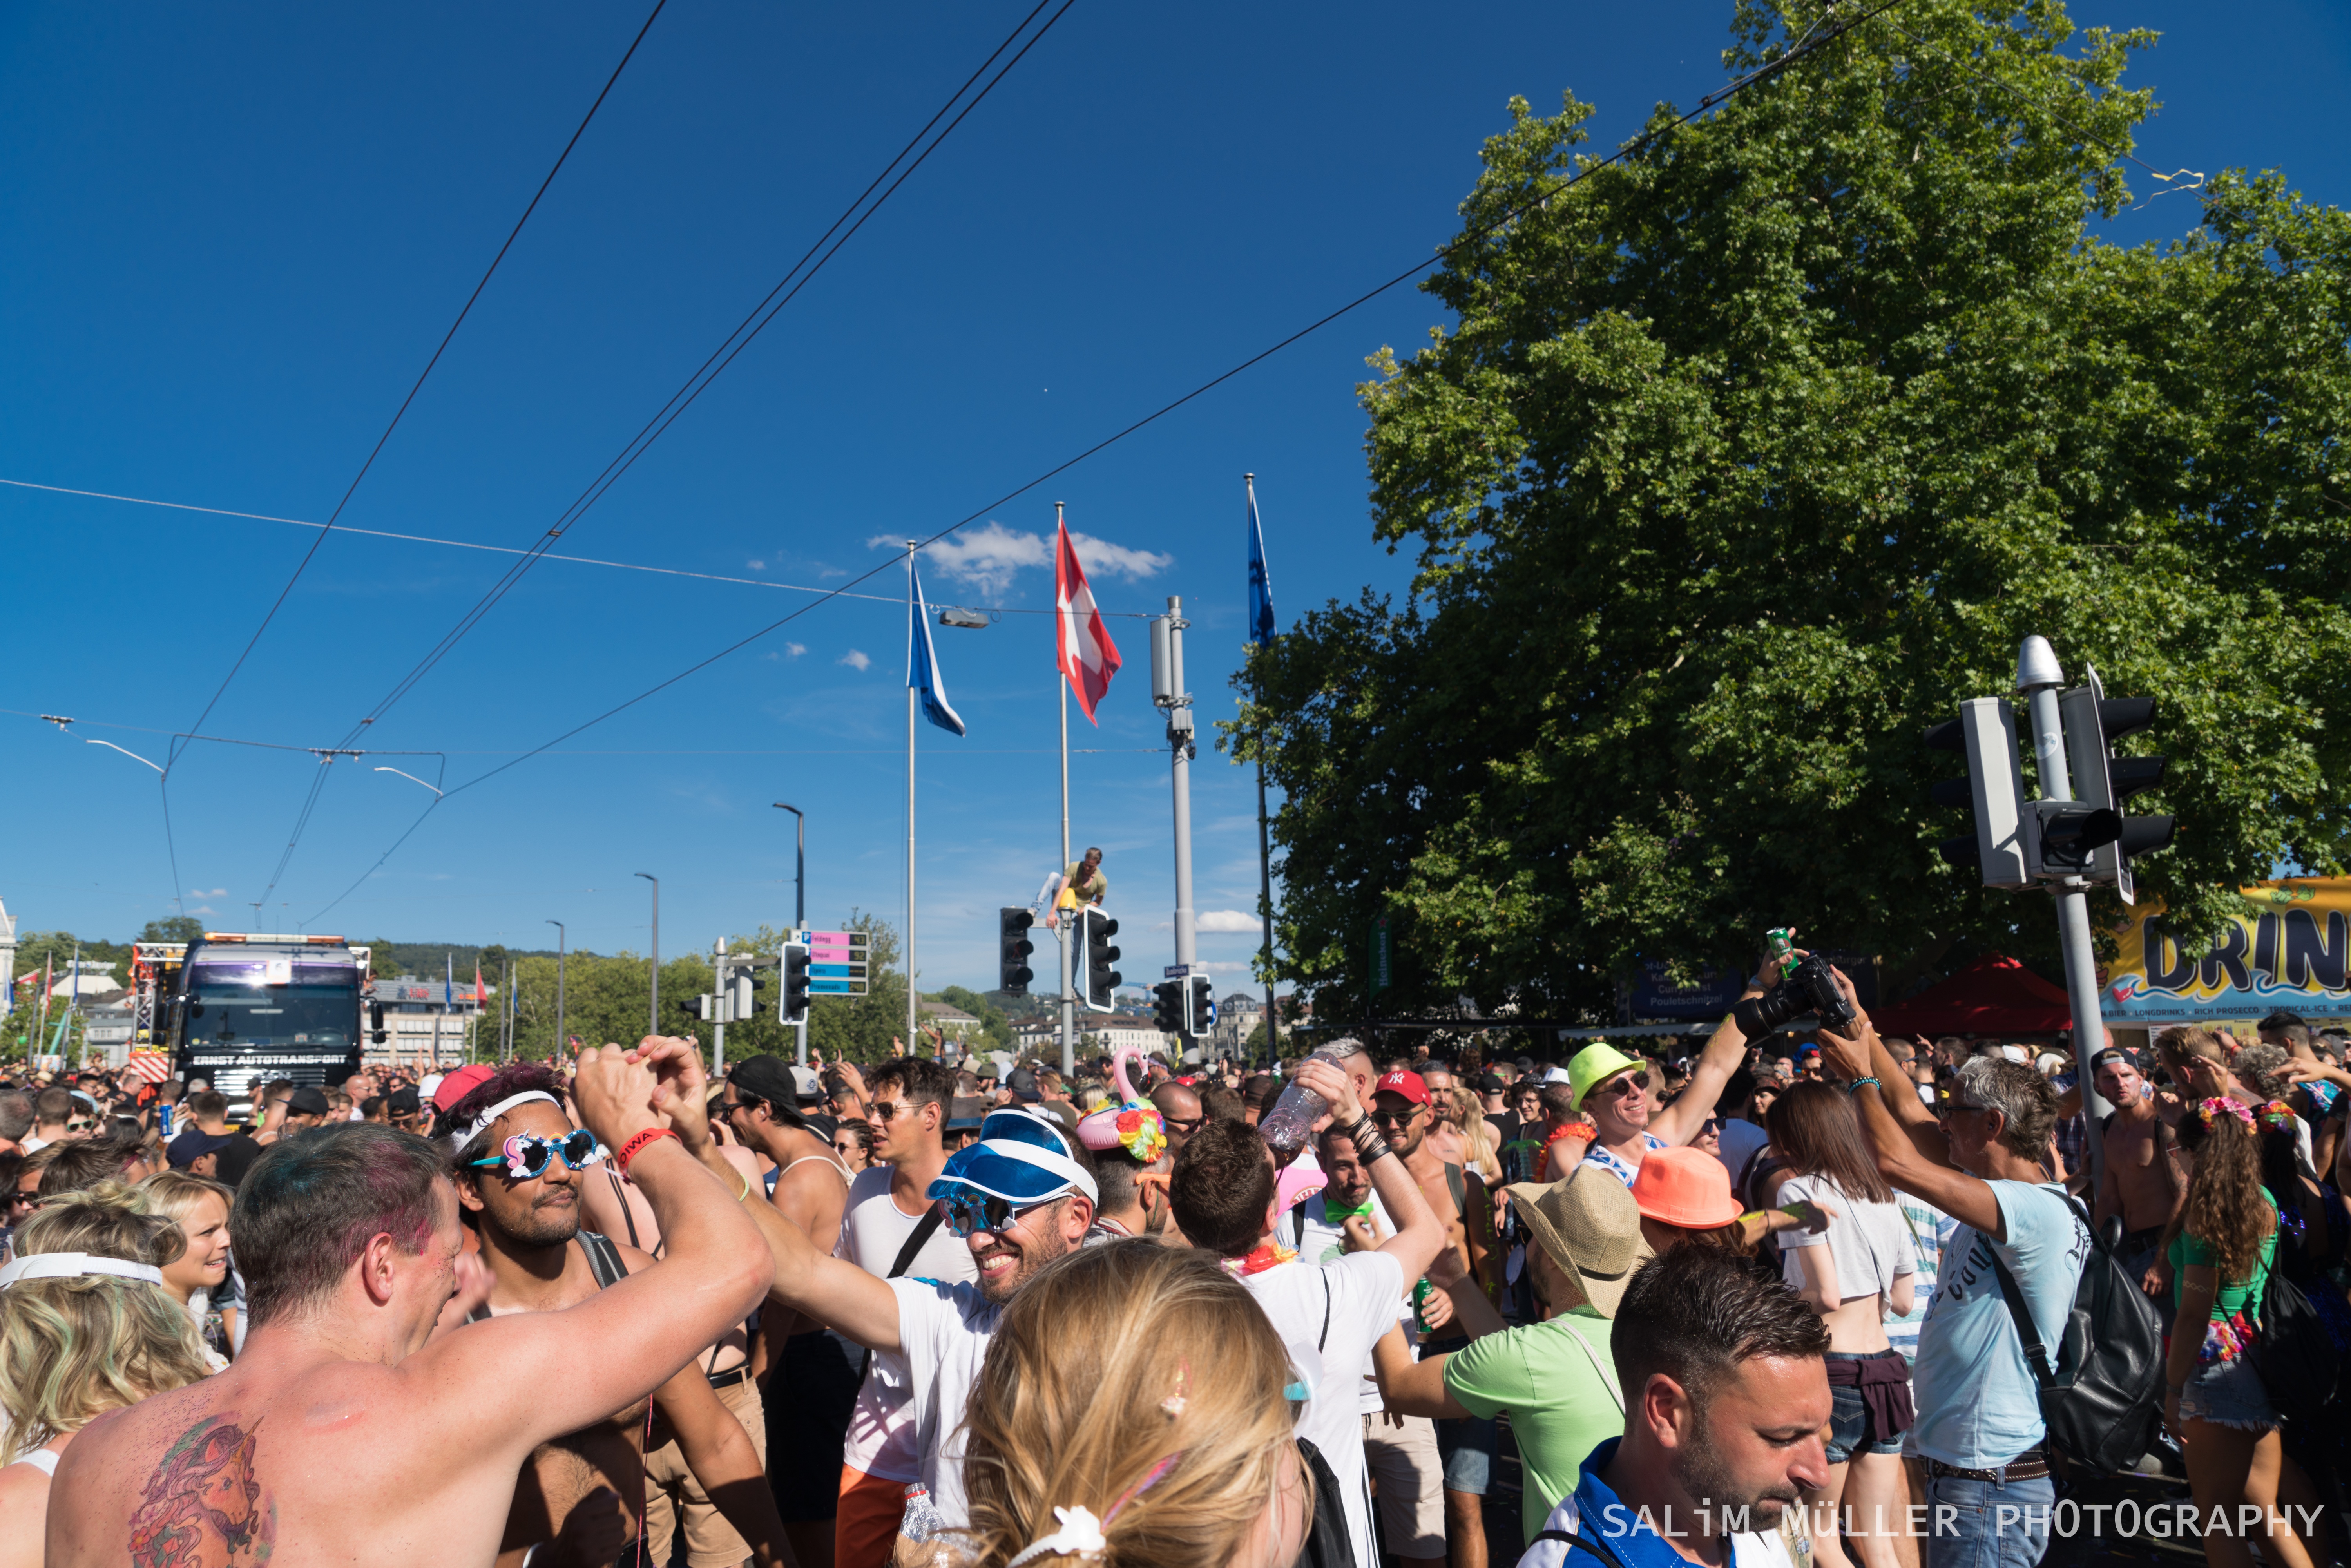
[940,1190,1051,1239]
[469,1130,600,1180]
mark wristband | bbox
[1847,1077,1880,1095]
[616,1127,679,1177]
[1351,1126,1395,1165]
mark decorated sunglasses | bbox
[469,1130,600,1180]
[940,1190,1047,1239]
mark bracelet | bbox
[1352,1128,1396,1165]
[1847,1077,1880,1095]
[615,1127,679,1177]
[1334,1111,1370,1139]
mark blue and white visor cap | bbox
[928,1108,1099,1206]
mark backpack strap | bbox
[578,1231,631,1290]
[1318,1268,1333,1354]
[1982,1191,2092,1394]
[888,1204,946,1280]
[1288,1197,1311,1251]
[603,1164,642,1251]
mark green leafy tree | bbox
[136,917,206,945]
[1229,0,2351,1025]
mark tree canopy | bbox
[1231,0,2351,1025]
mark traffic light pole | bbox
[712,937,728,1077]
[2017,637,2113,1191]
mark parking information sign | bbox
[794,929,869,996]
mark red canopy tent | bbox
[1871,954,2073,1039]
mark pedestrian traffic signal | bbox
[730,966,757,1021]
[2052,668,2171,900]
[998,908,1036,996]
[1152,980,1183,1034]
[1184,976,1215,1037]
[781,941,811,1024]
[684,994,718,1022]
[1076,908,1121,1014]
[1925,698,2028,889]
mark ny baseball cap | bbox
[1373,1068,1429,1107]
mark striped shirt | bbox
[1884,1192,1947,1365]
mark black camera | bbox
[1733,951,1857,1036]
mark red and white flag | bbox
[474,964,487,1006]
[1054,518,1121,722]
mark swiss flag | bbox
[1054,518,1121,722]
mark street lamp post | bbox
[546,920,566,1058]
[772,804,806,928]
[635,873,659,1036]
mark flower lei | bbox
[1112,1105,1167,1164]
[1223,1240,1297,1278]
[2198,1097,2255,1132]
[2258,1099,2299,1130]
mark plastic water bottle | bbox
[1259,1050,1344,1155]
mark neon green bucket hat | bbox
[1567,1041,1643,1114]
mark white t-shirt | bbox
[1243,1251,1404,1568]
[1282,1193,1409,1413]
[889,1277,1003,1534]
[1777,1174,1914,1305]
[837,1165,980,1479]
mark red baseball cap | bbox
[1373,1068,1429,1107]
[431,1063,494,1114]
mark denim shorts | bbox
[1824,1350,1910,1465]
[2179,1353,2279,1432]
[1425,1336,1496,1494]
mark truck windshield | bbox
[185,958,358,1048]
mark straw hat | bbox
[1499,1166,1652,1317]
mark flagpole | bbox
[907,538,920,1058]
[1247,473,1280,1070]
[1057,501,1075,1077]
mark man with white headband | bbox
[752,1103,1099,1547]
[46,1043,774,1568]
[438,1062,790,1568]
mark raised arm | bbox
[1816,1016,2001,1237]
[1370,1324,1471,1421]
[419,1044,774,1455]
[1649,967,1770,1146]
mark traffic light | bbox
[684,994,717,1022]
[1184,975,1215,1037]
[2058,667,2173,902]
[780,941,811,1024]
[369,1000,388,1045]
[998,908,1036,996]
[1925,698,2028,889]
[1076,908,1121,1013]
[1152,980,1183,1034]
[730,966,757,1020]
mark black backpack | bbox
[1987,1195,2164,1476]
[2255,1260,2343,1429]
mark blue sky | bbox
[3,1,2344,997]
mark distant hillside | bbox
[362,940,564,979]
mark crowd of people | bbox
[3,969,2350,1568]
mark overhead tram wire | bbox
[257,0,1074,909]
[301,0,1912,928]
[336,0,1076,743]
[178,0,673,749]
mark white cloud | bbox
[786,642,806,659]
[1196,909,1261,933]
[190,887,227,899]
[748,559,766,571]
[189,905,217,916]
[1195,961,1253,975]
[839,649,872,672]
[868,523,1173,598]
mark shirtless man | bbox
[1567,960,1764,1187]
[47,1043,772,1568]
[2085,1045,2183,1295]
[444,1063,790,1568]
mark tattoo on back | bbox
[129,1413,275,1568]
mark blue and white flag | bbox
[1246,477,1276,649]
[908,563,967,737]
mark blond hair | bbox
[1442,1086,1500,1184]
[139,1168,236,1227]
[0,1183,212,1462]
[959,1240,1301,1567]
